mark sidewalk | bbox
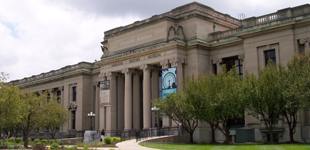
[116,139,159,150]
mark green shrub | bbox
[77,142,84,147]
[97,142,103,146]
[83,145,88,150]
[34,138,40,145]
[15,137,23,144]
[104,136,112,144]
[8,137,15,142]
[56,139,61,145]
[65,140,71,145]
[50,143,59,149]
[41,139,47,145]
[111,137,120,143]
[49,139,55,144]
[28,138,31,142]
[66,146,77,150]
[7,144,20,149]
[0,139,8,149]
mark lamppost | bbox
[87,112,95,130]
[151,106,159,128]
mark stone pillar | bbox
[212,58,222,74]
[94,82,100,131]
[133,70,142,130]
[117,74,125,130]
[160,60,172,127]
[171,58,185,128]
[140,64,152,129]
[151,66,160,127]
[123,68,134,130]
[58,86,64,131]
[106,72,117,133]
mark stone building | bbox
[9,2,310,143]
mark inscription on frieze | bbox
[129,58,140,63]
[148,53,161,59]
[111,62,123,67]
[120,34,153,46]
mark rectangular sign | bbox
[161,67,177,99]
[100,80,110,106]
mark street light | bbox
[87,112,95,130]
[151,106,159,128]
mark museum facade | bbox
[9,2,310,143]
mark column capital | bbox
[58,86,64,91]
[160,60,169,69]
[140,64,151,72]
[107,72,118,80]
[93,81,99,87]
[212,58,222,64]
[299,38,309,45]
[170,58,185,67]
[122,68,135,75]
[238,54,245,61]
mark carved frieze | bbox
[167,24,186,42]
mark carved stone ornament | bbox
[101,45,109,56]
[167,24,186,42]
[67,102,77,110]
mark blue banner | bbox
[161,67,177,99]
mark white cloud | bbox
[0,0,140,81]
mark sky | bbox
[1,0,309,82]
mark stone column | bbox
[123,68,134,130]
[151,66,160,127]
[140,64,152,129]
[133,70,142,130]
[160,60,172,127]
[117,74,125,130]
[58,86,64,131]
[171,58,185,128]
[106,72,117,133]
[93,82,100,131]
[212,58,222,74]
[238,54,245,75]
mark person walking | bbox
[101,128,106,142]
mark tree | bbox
[40,94,69,139]
[204,68,245,143]
[153,91,199,143]
[0,72,21,138]
[279,53,310,142]
[184,74,218,143]
[244,63,285,143]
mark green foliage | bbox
[104,136,112,144]
[65,140,71,145]
[77,142,84,147]
[34,138,40,145]
[56,139,61,145]
[15,137,23,144]
[0,139,8,149]
[83,145,89,150]
[97,142,103,146]
[8,137,15,142]
[112,137,120,143]
[41,139,47,145]
[49,139,55,144]
[28,138,31,142]
[50,143,59,149]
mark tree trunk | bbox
[225,132,230,143]
[269,129,273,143]
[23,133,29,148]
[189,132,194,144]
[210,124,216,143]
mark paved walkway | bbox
[116,139,159,150]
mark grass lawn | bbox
[138,143,310,150]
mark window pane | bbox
[235,60,239,65]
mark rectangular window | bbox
[222,56,243,75]
[264,50,276,66]
[72,87,76,102]
[57,91,61,103]
[72,111,76,129]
